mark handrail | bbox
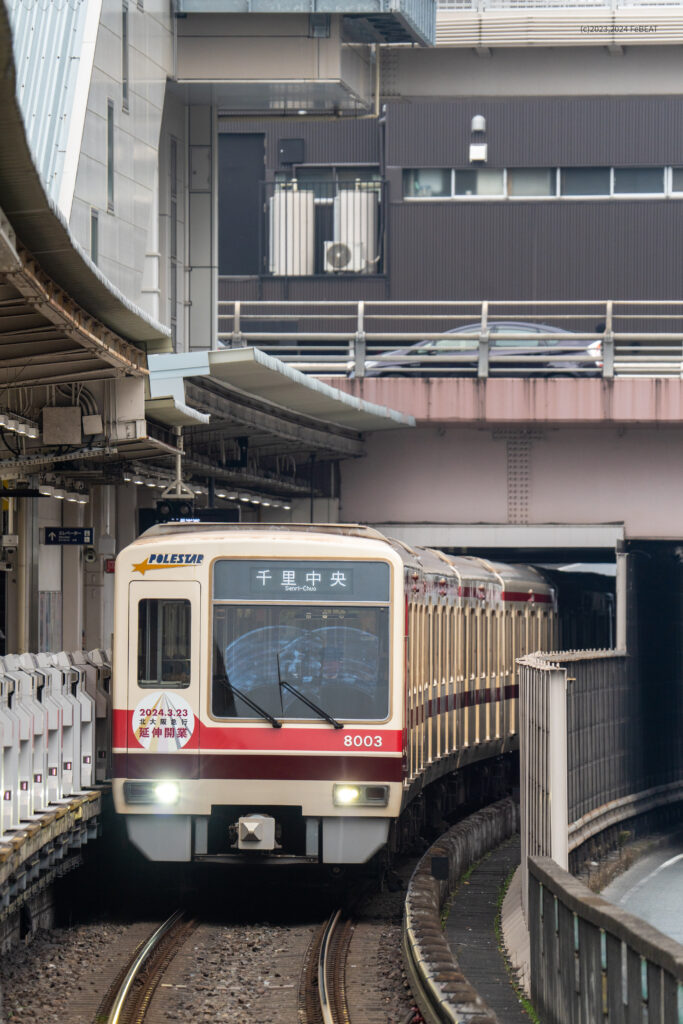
[215,298,683,379]
[438,0,683,9]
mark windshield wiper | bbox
[217,673,281,728]
[276,654,343,729]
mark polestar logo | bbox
[132,553,204,574]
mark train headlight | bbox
[123,780,180,805]
[154,781,180,805]
[334,785,361,806]
[332,784,389,807]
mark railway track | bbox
[94,910,196,1024]
[94,908,353,1024]
[90,900,405,1024]
[299,908,355,1024]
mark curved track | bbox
[95,911,196,1024]
[299,909,356,1024]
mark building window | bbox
[122,1,129,113]
[403,165,675,201]
[403,169,451,198]
[508,168,555,197]
[90,209,98,265]
[107,101,114,212]
[560,168,610,196]
[454,169,504,196]
[613,167,664,194]
[285,165,381,198]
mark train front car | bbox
[112,524,405,865]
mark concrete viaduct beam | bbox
[332,377,683,426]
[331,379,683,543]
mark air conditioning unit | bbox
[333,190,378,274]
[324,240,366,273]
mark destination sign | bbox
[213,560,390,602]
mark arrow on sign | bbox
[48,531,56,541]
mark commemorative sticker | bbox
[132,692,195,751]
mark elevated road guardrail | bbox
[217,299,683,380]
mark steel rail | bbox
[106,909,184,1024]
[317,908,343,1024]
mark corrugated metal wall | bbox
[219,96,683,301]
[388,200,683,299]
[385,96,683,167]
[6,0,91,203]
[218,115,380,170]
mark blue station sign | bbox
[44,528,94,546]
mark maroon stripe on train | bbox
[114,752,404,782]
[414,683,519,721]
[501,591,553,604]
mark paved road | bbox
[601,839,683,944]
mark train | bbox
[112,523,557,865]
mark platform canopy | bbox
[147,346,415,463]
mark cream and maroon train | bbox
[112,524,556,864]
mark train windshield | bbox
[212,604,390,721]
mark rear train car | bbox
[111,524,556,864]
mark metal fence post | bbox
[477,300,489,379]
[549,667,569,870]
[354,301,366,378]
[603,300,614,379]
[231,301,245,348]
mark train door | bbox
[127,581,201,779]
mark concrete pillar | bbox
[83,487,116,653]
[37,496,63,652]
[188,104,216,351]
[62,500,84,653]
[16,498,38,653]
[117,482,138,551]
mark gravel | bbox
[0,920,151,1024]
[146,922,315,1023]
[0,857,421,1024]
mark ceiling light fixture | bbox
[0,413,40,438]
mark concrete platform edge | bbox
[402,797,520,1024]
[0,789,104,924]
[500,864,531,997]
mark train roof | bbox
[131,524,555,599]
[139,522,390,542]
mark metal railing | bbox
[529,857,683,1024]
[217,299,683,379]
[438,0,682,9]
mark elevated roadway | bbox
[327,375,683,546]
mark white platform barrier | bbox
[0,649,111,841]
[67,650,112,783]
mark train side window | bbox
[137,598,191,688]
